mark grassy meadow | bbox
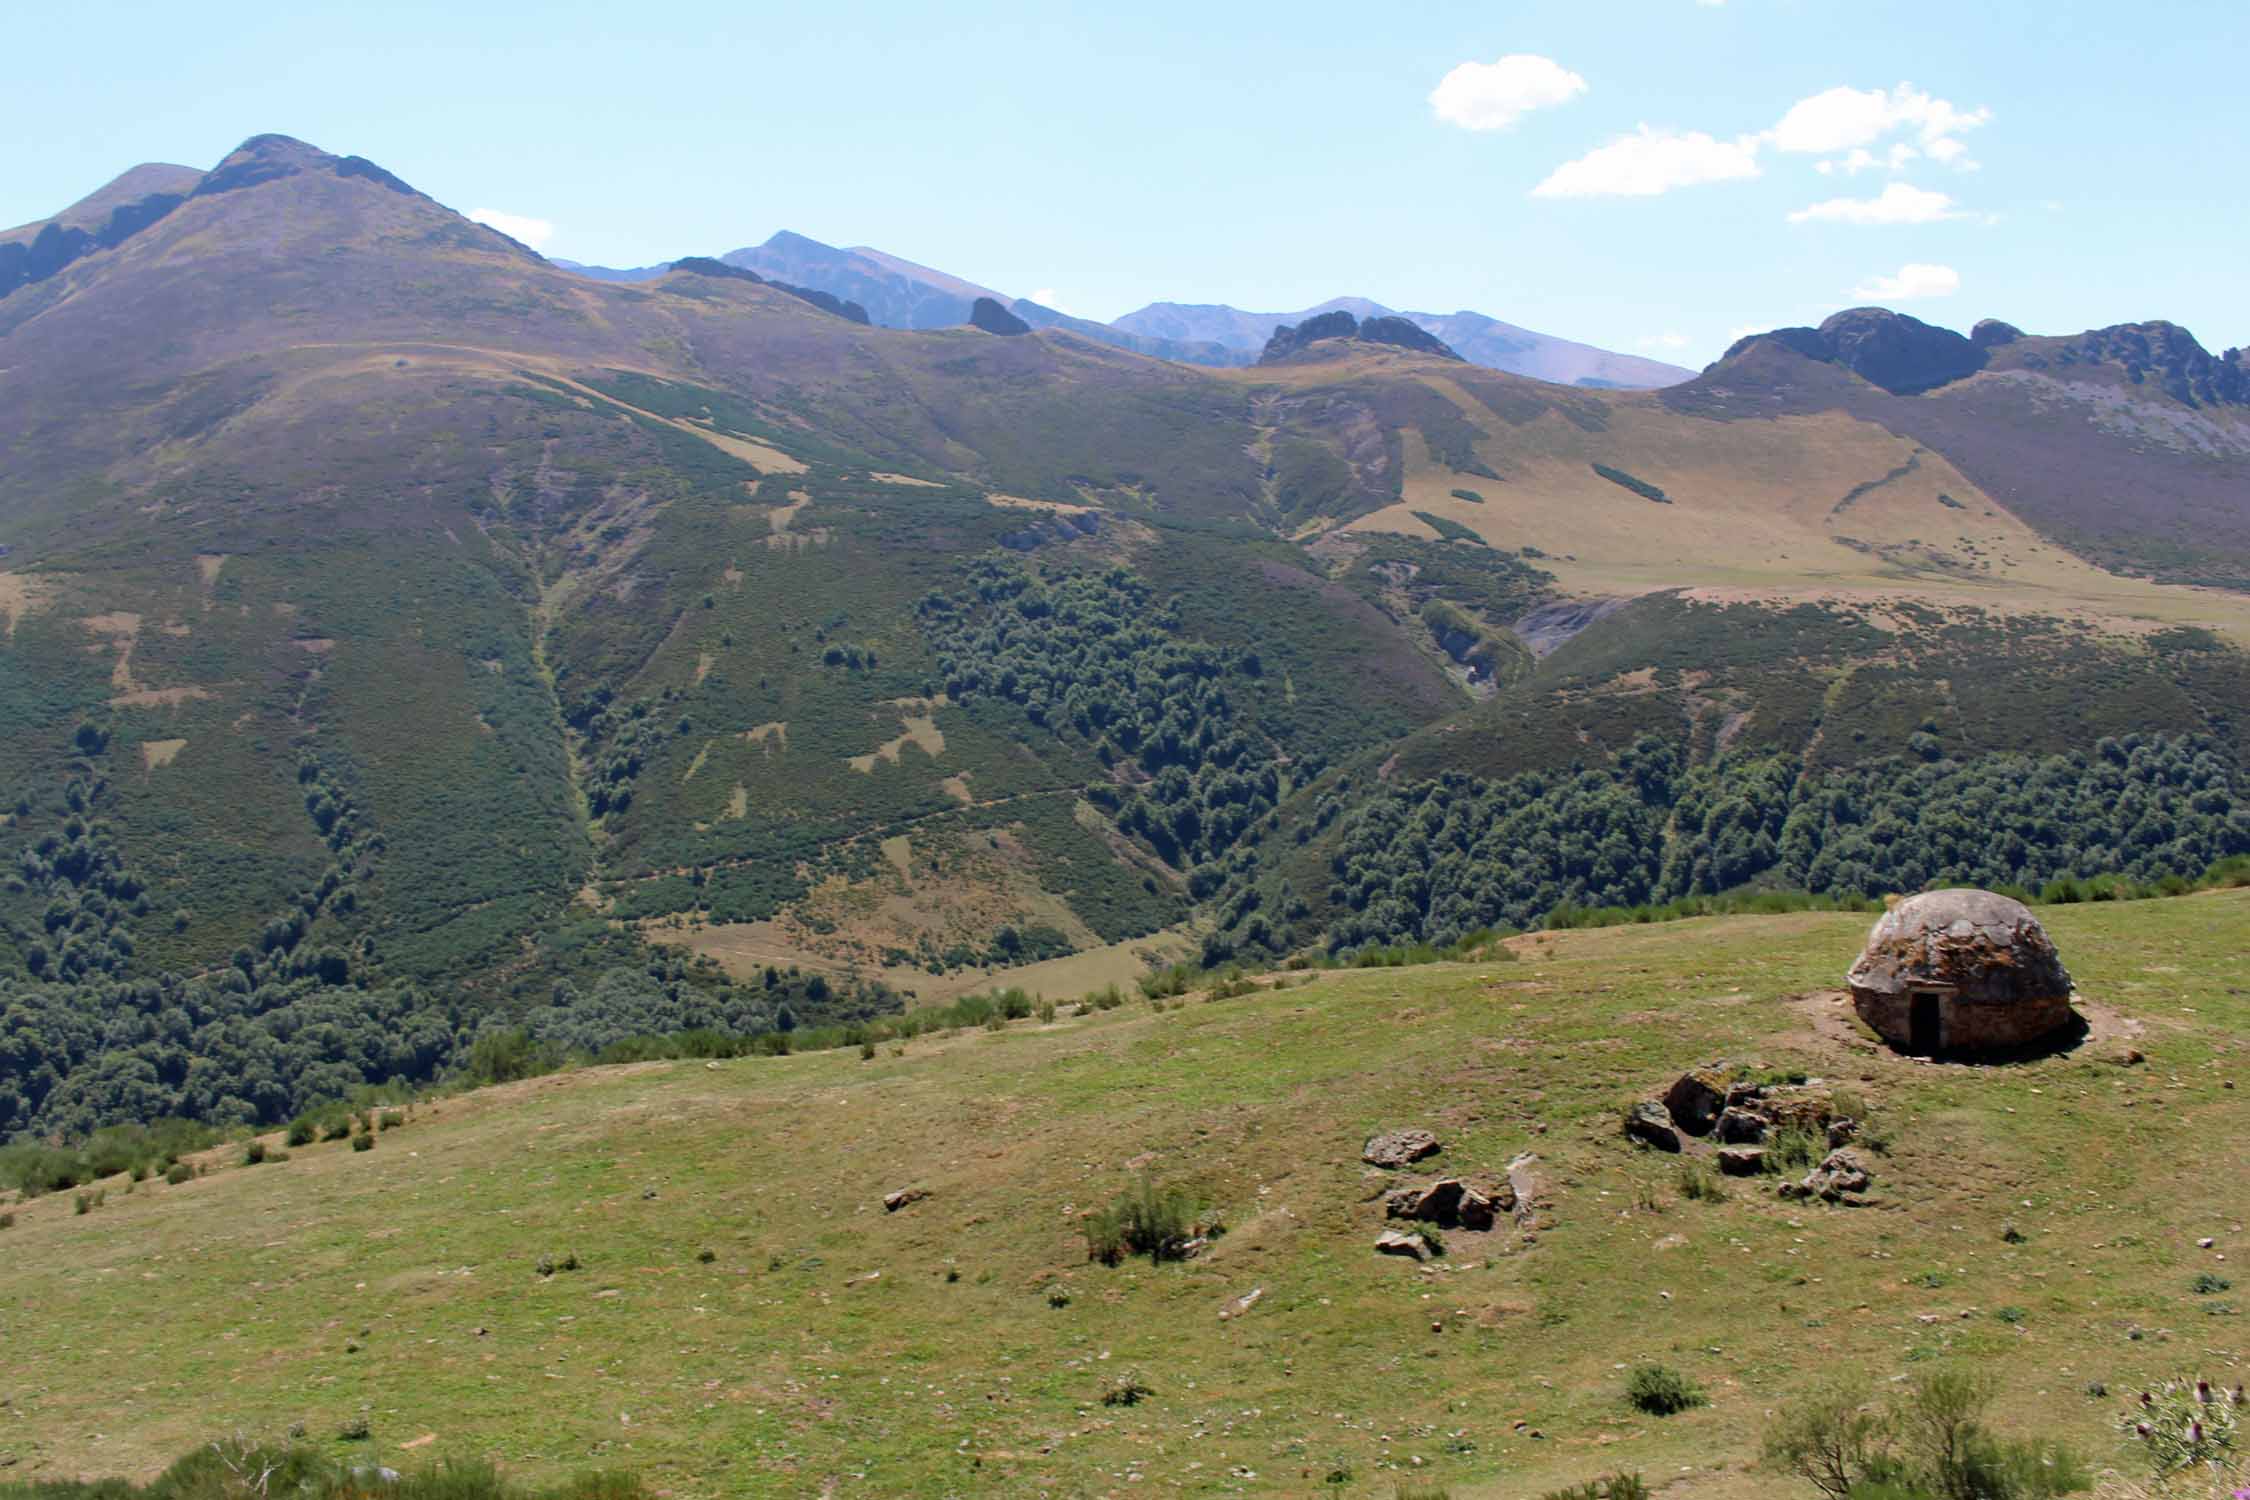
[2,892,2243,1497]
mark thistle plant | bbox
[2121,1378,2242,1481]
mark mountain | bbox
[0,134,2244,1142]
[0,162,204,245]
[721,230,1004,329]
[1114,297,1694,387]
[568,240,1689,386]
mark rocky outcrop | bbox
[968,296,1031,336]
[1258,310,1463,365]
[1720,308,1987,396]
[1362,1128,1441,1168]
[1384,1177,1505,1231]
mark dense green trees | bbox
[922,558,1295,869]
[1280,734,2246,954]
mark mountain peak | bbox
[194,134,424,201]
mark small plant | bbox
[377,1110,405,1132]
[1101,1376,1154,1407]
[1046,1286,1072,1308]
[243,1141,268,1166]
[1995,1306,2027,1325]
[944,1267,961,1283]
[2001,1224,2028,1245]
[337,1416,371,1441]
[2191,1272,2233,1295]
[286,1118,317,1147]
[697,1248,717,1264]
[351,1133,375,1152]
[74,1191,92,1214]
[1766,1126,1822,1175]
[165,1162,194,1185]
[1625,1364,1706,1416]
[1677,1162,1724,1202]
[859,1041,877,1061]
[0,1211,13,1229]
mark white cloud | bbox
[1637,332,1691,350]
[1532,125,1761,197]
[467,208,556,249]
[1769,83,1989,168]
[1430,54,1588,131]
[1029,288,1072,316]
[1787,181,1959,225]
[1851,262,1961,301]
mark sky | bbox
[5,0,2244,368]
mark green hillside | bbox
[0,894,2242,1497]
[2,133,2248,1143]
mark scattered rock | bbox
[1780,1148,1875,1204]
[1375,1230,1432,1261]
[883,1187,929,1213]
[1724,1081,1766,1109]
[1826,1118,1860,1149]
[2199,1237,2217,1249]
[1717,1146,1767,1177]
[1505,1153,1542,1223]
[1362,1128,1441,1168]
[1663,1068,1730,1136]
[1385,1178,1498,1231]
[1716,1106,1769,1145]
[1624,1101,1682,1152]
[2121,1048,2147,1066]
[1220,1287,1264,1320]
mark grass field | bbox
[3,892,2243,1497]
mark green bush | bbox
[285,1118,317,1147]
[1677,1162,1725,1202]
[1625,1364,1705,1416]
[242,1141,267,1166]
[1085,1176,1200,1266]
[1763,1367,2090,1499]
[1539,1477,1647,1500]
[164,1162,193,1185]
[351,1133,375,1153]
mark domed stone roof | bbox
[1847,888,2072,1004]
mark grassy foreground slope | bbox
[3,894,2243,1497]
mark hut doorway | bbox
[1908,990,1943,1055]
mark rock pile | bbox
[1624,1065,1877,1202]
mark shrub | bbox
[1101,1376,1154,1407]
[697,1248,716,1264]
[2191,1272,2232,1295]
[74,1191,92,1214]
[243,1141,268,1166]
[0,1211,12,1229]
[351,1133,375,1152]
[285,1118,317,1147]
[165,1162,193,1185]
[1677,1162,1724,1202]
[1762,1380,1891,1498]
[1539,1478,1647,1500]
[1085,1176,1199,1266]
[1766,1126,1823,1175]
[1625,1364,1705,1416]
[377,1110,405,1132]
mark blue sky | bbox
[6,0,2243,366]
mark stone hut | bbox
[1845,888,2075,1055]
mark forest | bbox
[1216,732,2249,957]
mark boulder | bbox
[1663,1068,1731,1136]
[1624,1101,1682,1152]
[1716,1106,1769,1145]
[1717,1146,1767,1177]
[1826,1117,1860,1149]
[1763,1094,1835,1134]
[1375,1229,1431,1260]
[1723,1081,1766,1109]
[1363,1128,1441,1168]
[882,1186,929,1212]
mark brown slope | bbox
[0,162,205,245]
[1669,325,2250,589]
